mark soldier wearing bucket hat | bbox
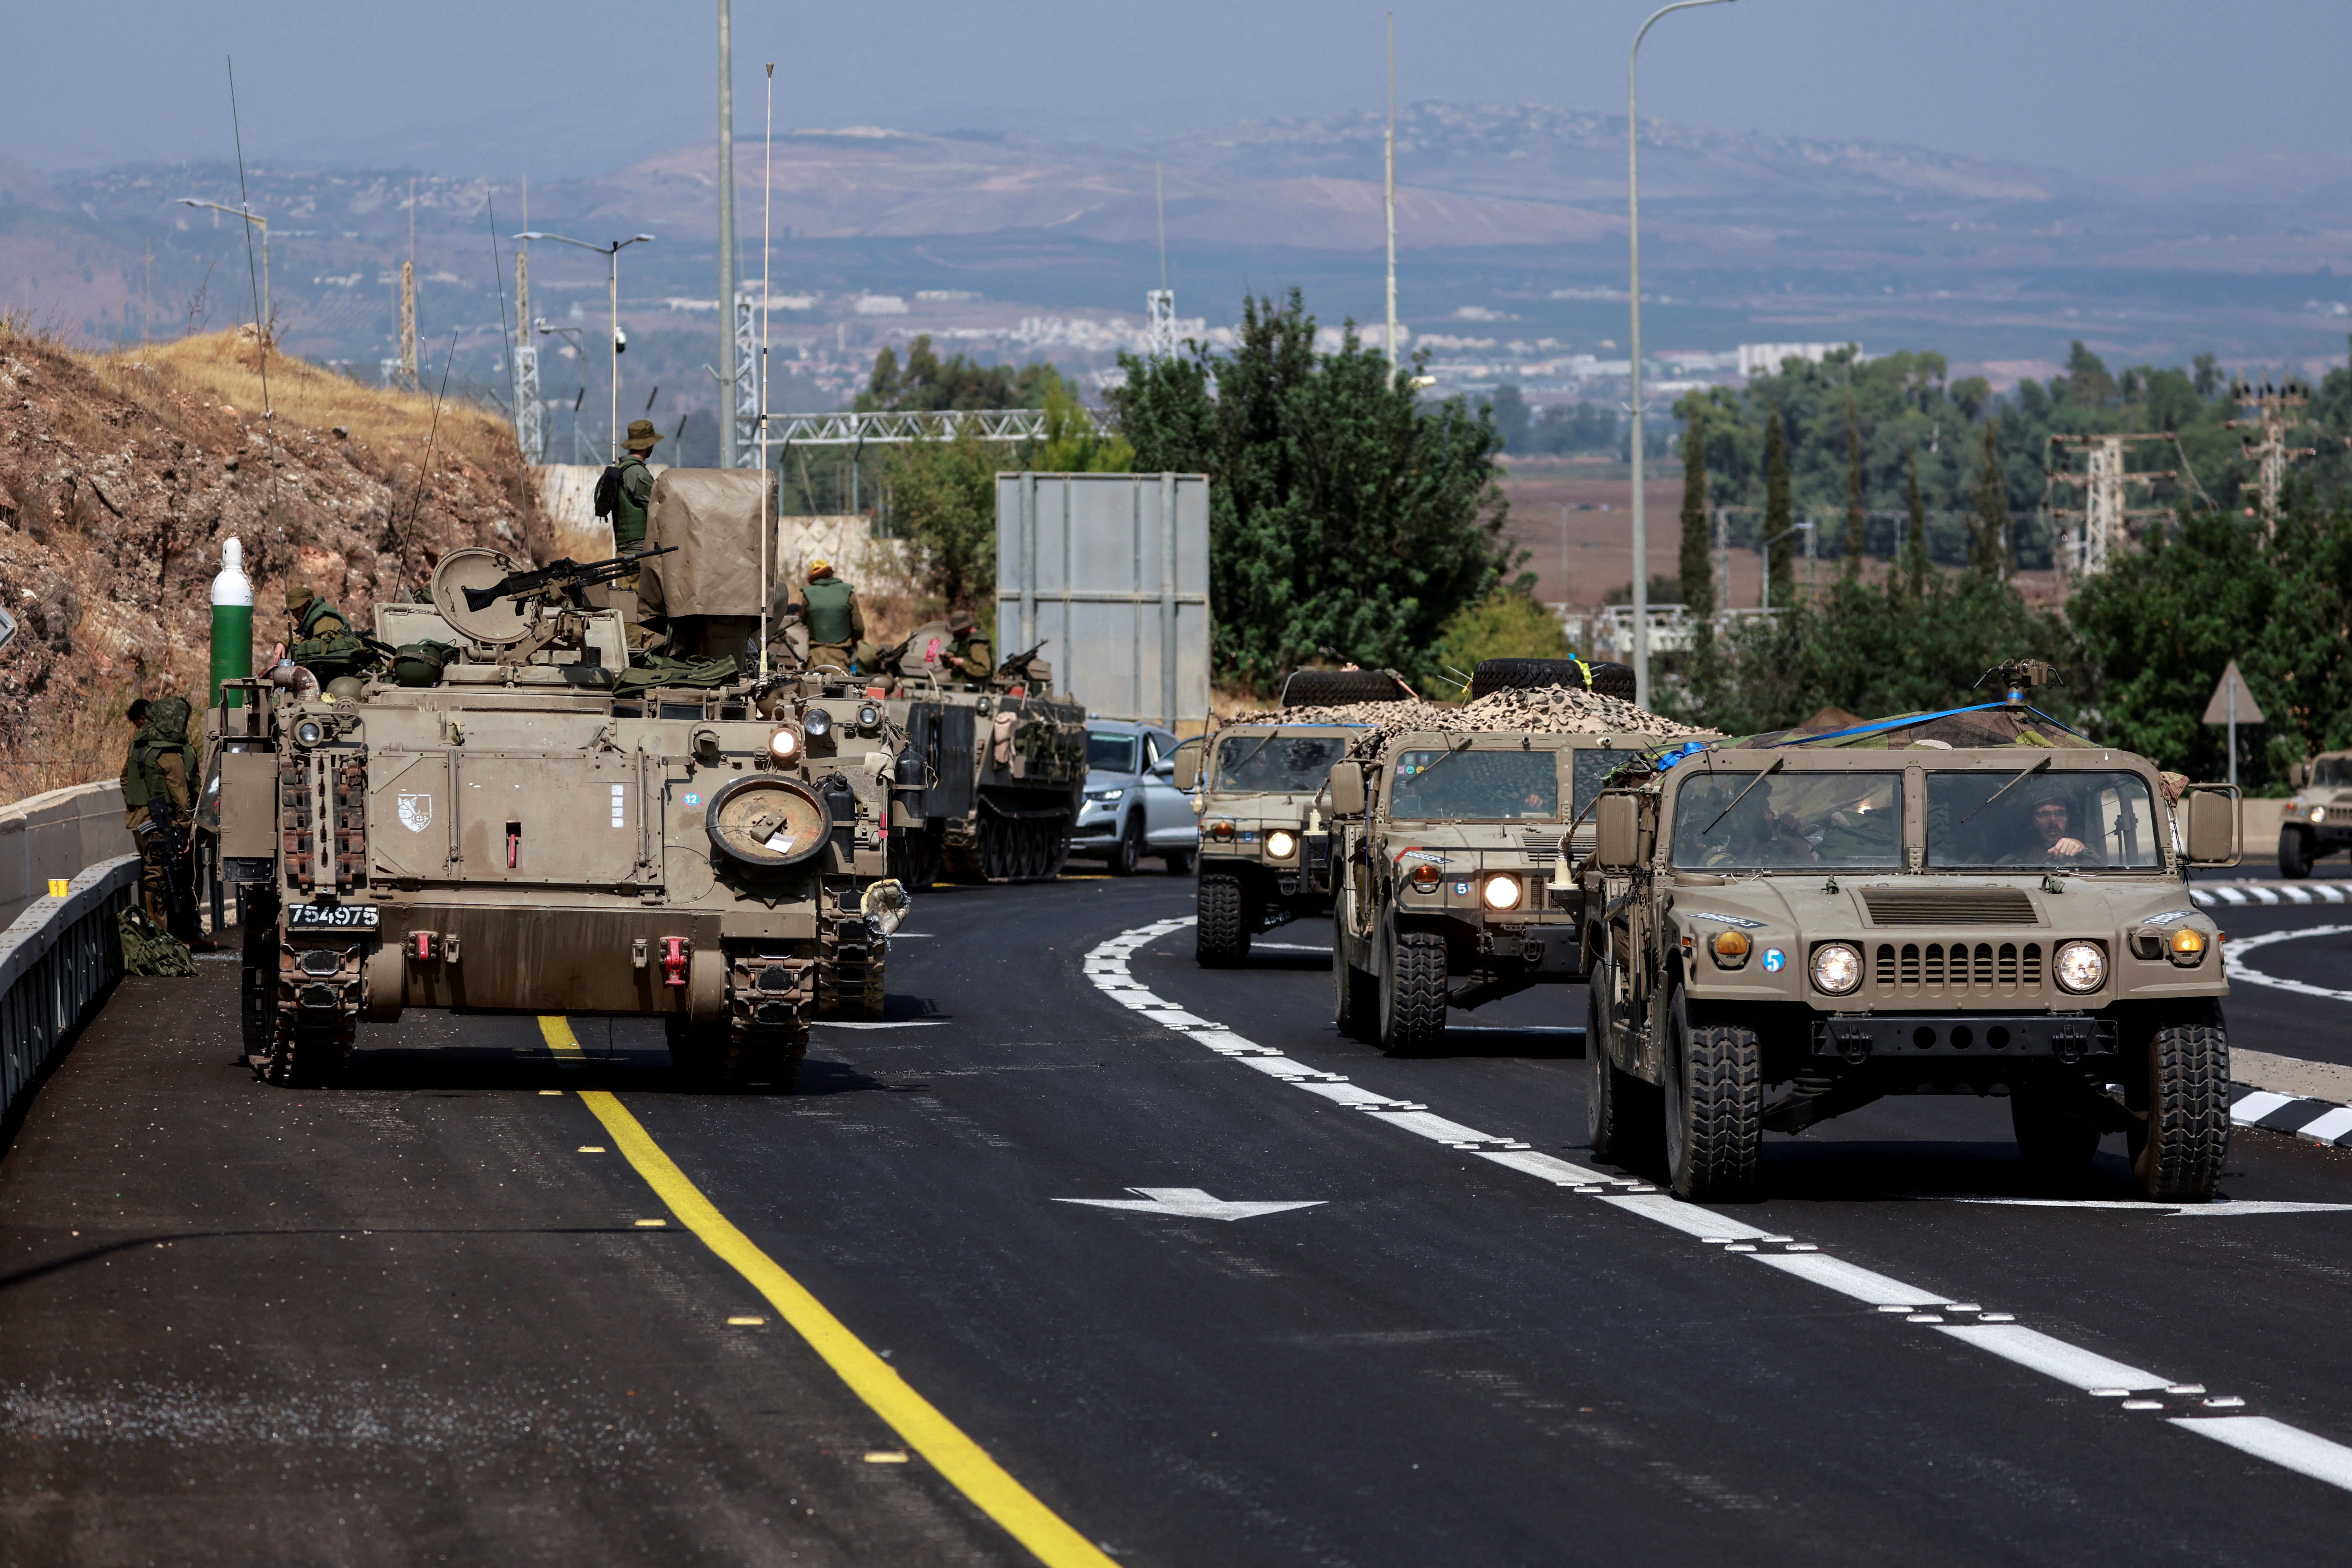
[596,419,663,556]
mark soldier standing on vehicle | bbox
[801,559,863,673]
[284,583,373,683]
[598,420,662,562]
[122,693,213,951]
[944,609,992,682]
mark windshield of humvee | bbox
[1925,769,2162,870]
[2313,757,2352,789]
[1216,733,1348,794]
[1672,770,1902,869]
[1389,749,1559,820]
[1574,749,1637,815]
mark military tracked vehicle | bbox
[1317,729,1652,1055]
[214,469,907,1092]
[851,620,1087,886]
[1576,664,2242,1203]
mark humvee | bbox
[2277,750,2352,878]
[1319,729,1654,1054]
[1578,679,2240,1202]
[1171,723,1359,964]
[213,469,906,1092]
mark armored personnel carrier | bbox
[854,621,1087,885]
[1318,729,1650,1054]
[1172,723,1359,965]
[1577,665,2241,1202]
[214,470,907,1092]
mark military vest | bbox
[803,577,857,646]
[601,456,654,549]
[125,702,196,813]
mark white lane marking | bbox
[1937,1325,2169,1391]
[1055,1187,1325,1222]
[2283,886,2316,904]
[2324,886,2350,904]
[812,1020,951,1030]
[1296,1080,1410,1108]
[1751,1252,1952,1307]
[2231,1090,2298,1122]
[2173,1416,2352,1492]
[1252,942,1332,953]
[1083,914,2352,1495]
[2223,923,2352,1004]
[2296,1106,2352,1145]
[1938,1195,2352,1217]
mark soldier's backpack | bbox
[593,463,625,521]
[117,906,194,977]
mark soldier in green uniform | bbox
[601,419,662,558]
[286,583,371,682]
[944,609,992,683]
[122,693,213,950]
[801,558,864,674]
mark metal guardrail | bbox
[1,855,138,1129]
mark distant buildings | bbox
[1737,342,1864,378]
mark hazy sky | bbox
[8,1,2350,195]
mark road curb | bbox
[2191,881,2352,907]
[2231,1082,2352,1148]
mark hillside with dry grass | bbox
[0,324,541,801]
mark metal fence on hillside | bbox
[1,857,136,1130]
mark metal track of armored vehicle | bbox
[1171,723,1359,965]
[854,621,1087,886]
[214,470,908,1092]
[1577,667,2242,1203]
[1317,730,1652,1055]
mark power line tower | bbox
[2044,432,2190,581]
[2226,374,2314,532]
[511,188,542,464]
[1145,160,1175,361]
[391,176,420,390]
[731,292,760,465]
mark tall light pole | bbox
[518,231,654,461]
[178,198,268,331]
[1626,0,1732,709]
[717,0,739,469]
[1384,11,1398,365]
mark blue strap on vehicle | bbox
[1761,700,2086,749]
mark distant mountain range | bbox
[7,101,2349,446]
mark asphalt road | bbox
[6,874,2352,1566]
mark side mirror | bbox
[2184,786,2241,866]
[1594,793,1641,872]
[1150,757,1175,780]
[1327,762,1366,818]
[2289,762,2309,789]
[1169,738,1201,792]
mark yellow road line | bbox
[540,1016,587,1061]
[539,1017,1112,1568]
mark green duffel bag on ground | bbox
[118,906,194,977]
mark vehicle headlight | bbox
[294,719,324,746]
[1409,863,1442,891]
[1209,820,1235,841]
[1810,942,1862,995]
[857,703,881,730]
[1088,787,1126,803]
[1482,873,1521,911]
[767,725,801,763]
[803,707,833,740]
[2312,805,2328,824]
[1265,830,1297,859]
[2169,928,2207,966]
[1710,929,1752,968]
[2054,940,2107,993]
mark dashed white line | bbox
[1084,914,2352,1497]
[2223,923,2352,1004]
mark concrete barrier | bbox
[1,855,138,1128]
[2243,797,2289,865]
[0,781,136,930]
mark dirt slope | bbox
[0,325,541,799]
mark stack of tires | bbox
[1278,668,1416,707]
[1469,657,1636,703]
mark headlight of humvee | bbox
[1811,942,1862,995]
[2055,940,2107,993]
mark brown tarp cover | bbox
[643,468,774,619]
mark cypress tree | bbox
[1971,424,2008,578]
[1903,449,1929,599]
[1765,410,1795,605]
[1842,393,1866,580]
[1678,408,1714,620]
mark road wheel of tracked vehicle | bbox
[1041,817,1073,880]
[1107,813,1143,876]
[2279,827,2315,880]
[1586,956,1663,1169]
[1280,668,1412,707]
[1333,906,1378,1042]
[267,1008,355,1089]
[670,1013,806,1092]
[890,825,944,890]
[2010,1082,2103,1174]
[1378,928,1450,1057]
[2131,1005,2230,1201]
[1663,987,1762,1201]
[239,889,278,1066]
[1197,873,1252,966]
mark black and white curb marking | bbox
[2191,881,2352,907]
[1085,915,2352,1497]
[2232,1084,2352,1147]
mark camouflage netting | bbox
[1243,683,1706,761]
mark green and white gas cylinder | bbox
[209,536,253,708]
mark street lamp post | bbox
[517,231,655,461]
[178,198,268,331]
[1626,0,1733,710]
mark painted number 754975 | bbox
[287,903,380,930]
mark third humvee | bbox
[2277,750,2352,879]
[1172,723,1359,964]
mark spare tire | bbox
[1280,668,1413,707]
[1468,657,1637,704]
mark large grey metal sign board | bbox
[997,472,1211,727]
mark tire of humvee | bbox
[1586,958,1662,1168]
[2279,827,2315,880]
[1468,657,1637,703]
[1378,929,1450,1056]
[2133,1007,2230,1202]
[1280,668,1410,707]
[2010,1085,2101,1172]
[1664,990,1762,1201]
[1332,908,1379,1042]
[1196,873,1252,966]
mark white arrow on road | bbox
[1054,1187,1325,1222]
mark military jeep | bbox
[1321,730,1649,1055]
[1172,723,1358,964]
[1578,699,2241,1203]
[2277,750,2352,878]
